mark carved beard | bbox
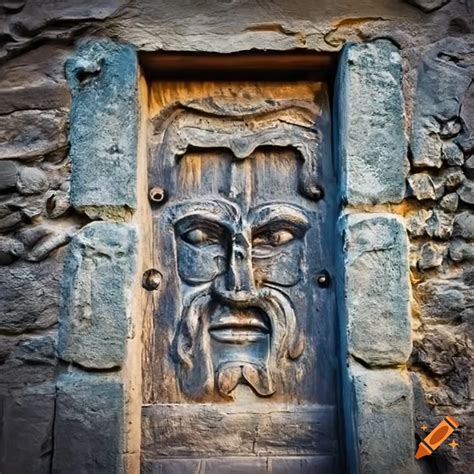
[172,285,304,401]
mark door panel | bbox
[142,80,340,471]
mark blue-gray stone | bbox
[410,38,472,168]
[343,213,412,365]
[66,40,138,212]
[350,363,416,474]
[53,371,124,474]
[0,256,63,333]
[337,40,407,204]
[58,221,137,369]
[0,383,56,474]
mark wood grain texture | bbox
[142,455,336,474]
[142,404,338,457]
[142,77,341,469]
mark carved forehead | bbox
[148,97,327,199]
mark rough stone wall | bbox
[0,41,75,473]
[0,1,472,473]
[406,36,474,473]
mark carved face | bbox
[148,93,331,403]
[172,198,309,399]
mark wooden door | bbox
[141,79,342,473]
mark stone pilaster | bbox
[337,40,416,474]
[58,222,137,369]
[53,40,139,474]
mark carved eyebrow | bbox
[249,204,310,232]
[171,199,239,228]
[174,212,232,235]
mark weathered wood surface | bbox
[142,78,340,469]
[141,404,337,457]
[142,455,336,474]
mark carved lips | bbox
[208,308,270,344]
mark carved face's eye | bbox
[252,227,300,259]
[181,227,221,246]
[253,229,295,247]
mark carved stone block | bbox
[66,40,138,214]
[337,40,407,204]
[344,213,412,366]
[58,221,137,369]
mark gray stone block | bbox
[449,239,474,262]
[426,209,454,240]
[66,40,138,212]
[343,213,412,366]
[408,172,444,200]
[410,38,472,168]
[0,384,56,474]
[453,211,474,239]
[0,109,68,160]
[417,242,446,270]
[0,256,63,333]
[58,221,137,369]
[53,371,124,474]
[337,40,407,204]
[350,363,416,474]
[0,335,57,388]
[457,179,474,205]
[416,279,468,323]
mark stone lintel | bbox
[66,39,138,213]
[337,40,407,204]
[58,221,137,369]
[343,213,412,366]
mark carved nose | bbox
[227,233,254,292]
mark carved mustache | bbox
[175,283,304,367]
[173,283,304,399]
